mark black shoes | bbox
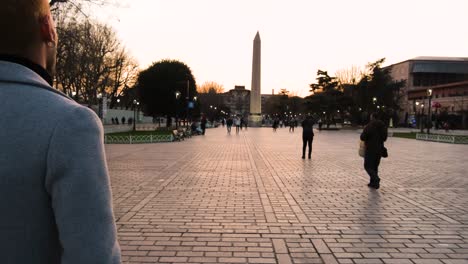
[367,183,380,189]
[301,156,305,159]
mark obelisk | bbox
[249,31,262,127]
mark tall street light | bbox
[415,101,420,129]
[420,103,425,133]
[427,89,433,134]
[97,93,103,122]
[133,99,138,131]
[175,91,181,129]
[186,80,190,127]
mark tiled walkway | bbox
[106,127,468,264]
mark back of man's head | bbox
[0,0,50,55]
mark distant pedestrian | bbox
[273,119,279,132]
[301,115,315,159]
[318,118,323,130]
[243,118,248,130]
[201,115,207,135]
[360,113,388,189]
[121,117,126,124]
[222,118,225,127]
[115,117,119,125]
[235,116,241,134]
[289,118,295,132]
[111,117,115,124]
[226,117,233,133]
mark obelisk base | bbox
[248,113,262,127]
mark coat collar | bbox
[0,60,71,101]
[0,55,53,85]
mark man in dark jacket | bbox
[360,113,388,189]
[301,115,315,159]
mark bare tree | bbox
[107,48,139,108]
[279,88,290,96]
[55,17,138,106]
[197,81,225,94]
[49,0,110,10]
[335,65,365,85]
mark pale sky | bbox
[90,0,468,97]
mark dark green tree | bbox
[136,60,197,126]
[308,70,344,128]
[355,58,406,124]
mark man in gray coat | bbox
[0,0,121,263]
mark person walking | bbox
[273,118,279,132]
[360,113,388,189]
[200,114,207,135]
[0,1,121,263]
[289,118,296,132]
[226,117,233,133]
[235,116,241,134]
[301,115,315,159]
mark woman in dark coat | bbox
[360,113,388,189]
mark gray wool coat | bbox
[0,61,121,264]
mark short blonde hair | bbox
[0,0,50,54]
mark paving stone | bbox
[106,128,468,263]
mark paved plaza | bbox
[106,127,468,264]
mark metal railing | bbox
[104,135,173,144]
[416,133,468,144]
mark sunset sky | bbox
[91,0,468,97]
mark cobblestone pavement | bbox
[106,127,468,264]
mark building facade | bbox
[387,57,468,127]
[222,86,251,117]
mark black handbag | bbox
[382,147,388,158]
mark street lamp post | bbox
[133,99,138,132]
[175,91,181,129]
[427,89,433,134]
[97,93,103,122]
[186,80,189,127]
[420,103,425,133]
[415,101,420,129]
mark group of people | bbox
[223,116,248,134]
[110,116,133,125]
[190,115,208,135]
[271,118,300,132]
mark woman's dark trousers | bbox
[302,134,313,158]
[364,153,381,186]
